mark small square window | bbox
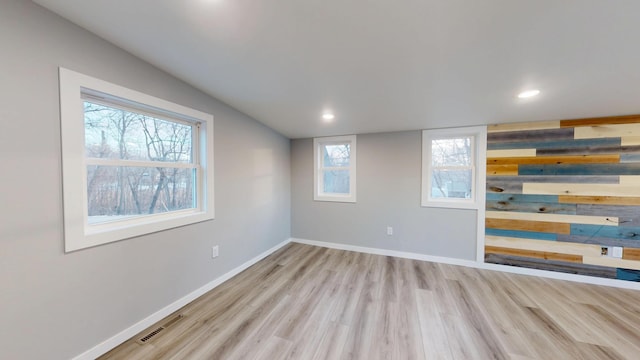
[314,135,356,202]
[422,127,486,209]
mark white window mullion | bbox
[85,158,197,169]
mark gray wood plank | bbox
[484,253,618,278]
[576,204,640,227]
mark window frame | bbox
[313,135,357,203]
[59,68,214,252]
[421,126,486,209]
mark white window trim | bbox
[421,126,486,210]
[59,68,214,252]
[313,135,357,203]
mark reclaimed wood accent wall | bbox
[484,115,640,282]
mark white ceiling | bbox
[34,0,640,139]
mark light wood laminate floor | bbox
[100,243,640,359]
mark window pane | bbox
[323,169,350,194]
[431,169,472,199]
[431,137,472,167]
[323,144,350,167]
[84,101,193,163]
[87,166,195,224]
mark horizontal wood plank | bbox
[559,114,640,128]
[490,175,619,184]
[484,254,618,278]
[485,218,571,234]
[487,164,518,176]
[488,176,620,195]
[621,136,640,146]
[620,153,640,163]
[557,234,640,248]
[485,235,601,257]
[486,200,576,215]
[486,193,559,203]
[536,144,640,156]
[583,256,640,271]
[488,138,619,151]
[487,154,620,165]
[486,149,537,158]
[486,182,521,194]
[523,183,640,197]
[485,246,583,263]
[616,268,640,281]
[487,128,573,143]
[485,228,558,241]
[622,248,640,261]
[485,211,618,226]
[576,204,640,226]
[570,224,640,240]
[518,163,640,176]
[488,120,560,133]
[619,175,640,184]
[574,123,640,140]
[558,195,640,206]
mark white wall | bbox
[0,1,290,359]
[291,131,478,259]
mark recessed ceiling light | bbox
[518,89,540,99]
[322,113,335,121]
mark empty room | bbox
[2,1,640,359]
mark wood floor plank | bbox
[99,243,640,360]
[310,321,349,360]
[251,336,292,360]
[415,289,454,359]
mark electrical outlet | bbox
[386,226,393,236]
[212,245,219,258]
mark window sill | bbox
[421,200,480,210]
[314,194,357,203]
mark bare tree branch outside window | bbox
[322,144,350,194]
[430,137,472,199]
[84,101,194,223]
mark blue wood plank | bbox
[487,137,620,150]
[616,268,640,281]
[519,163,640,176]
[486,193,559,203]
[570,224,640,240]
[485,228,558,241]
[558,234,640,248]
[620,153,640,163]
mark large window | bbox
[60,68,214,252]
[422,127,486,209]
[313,135,357,202]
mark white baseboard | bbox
[292,238,479,268]
[72,238,292,360]
[291,238,640,291]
